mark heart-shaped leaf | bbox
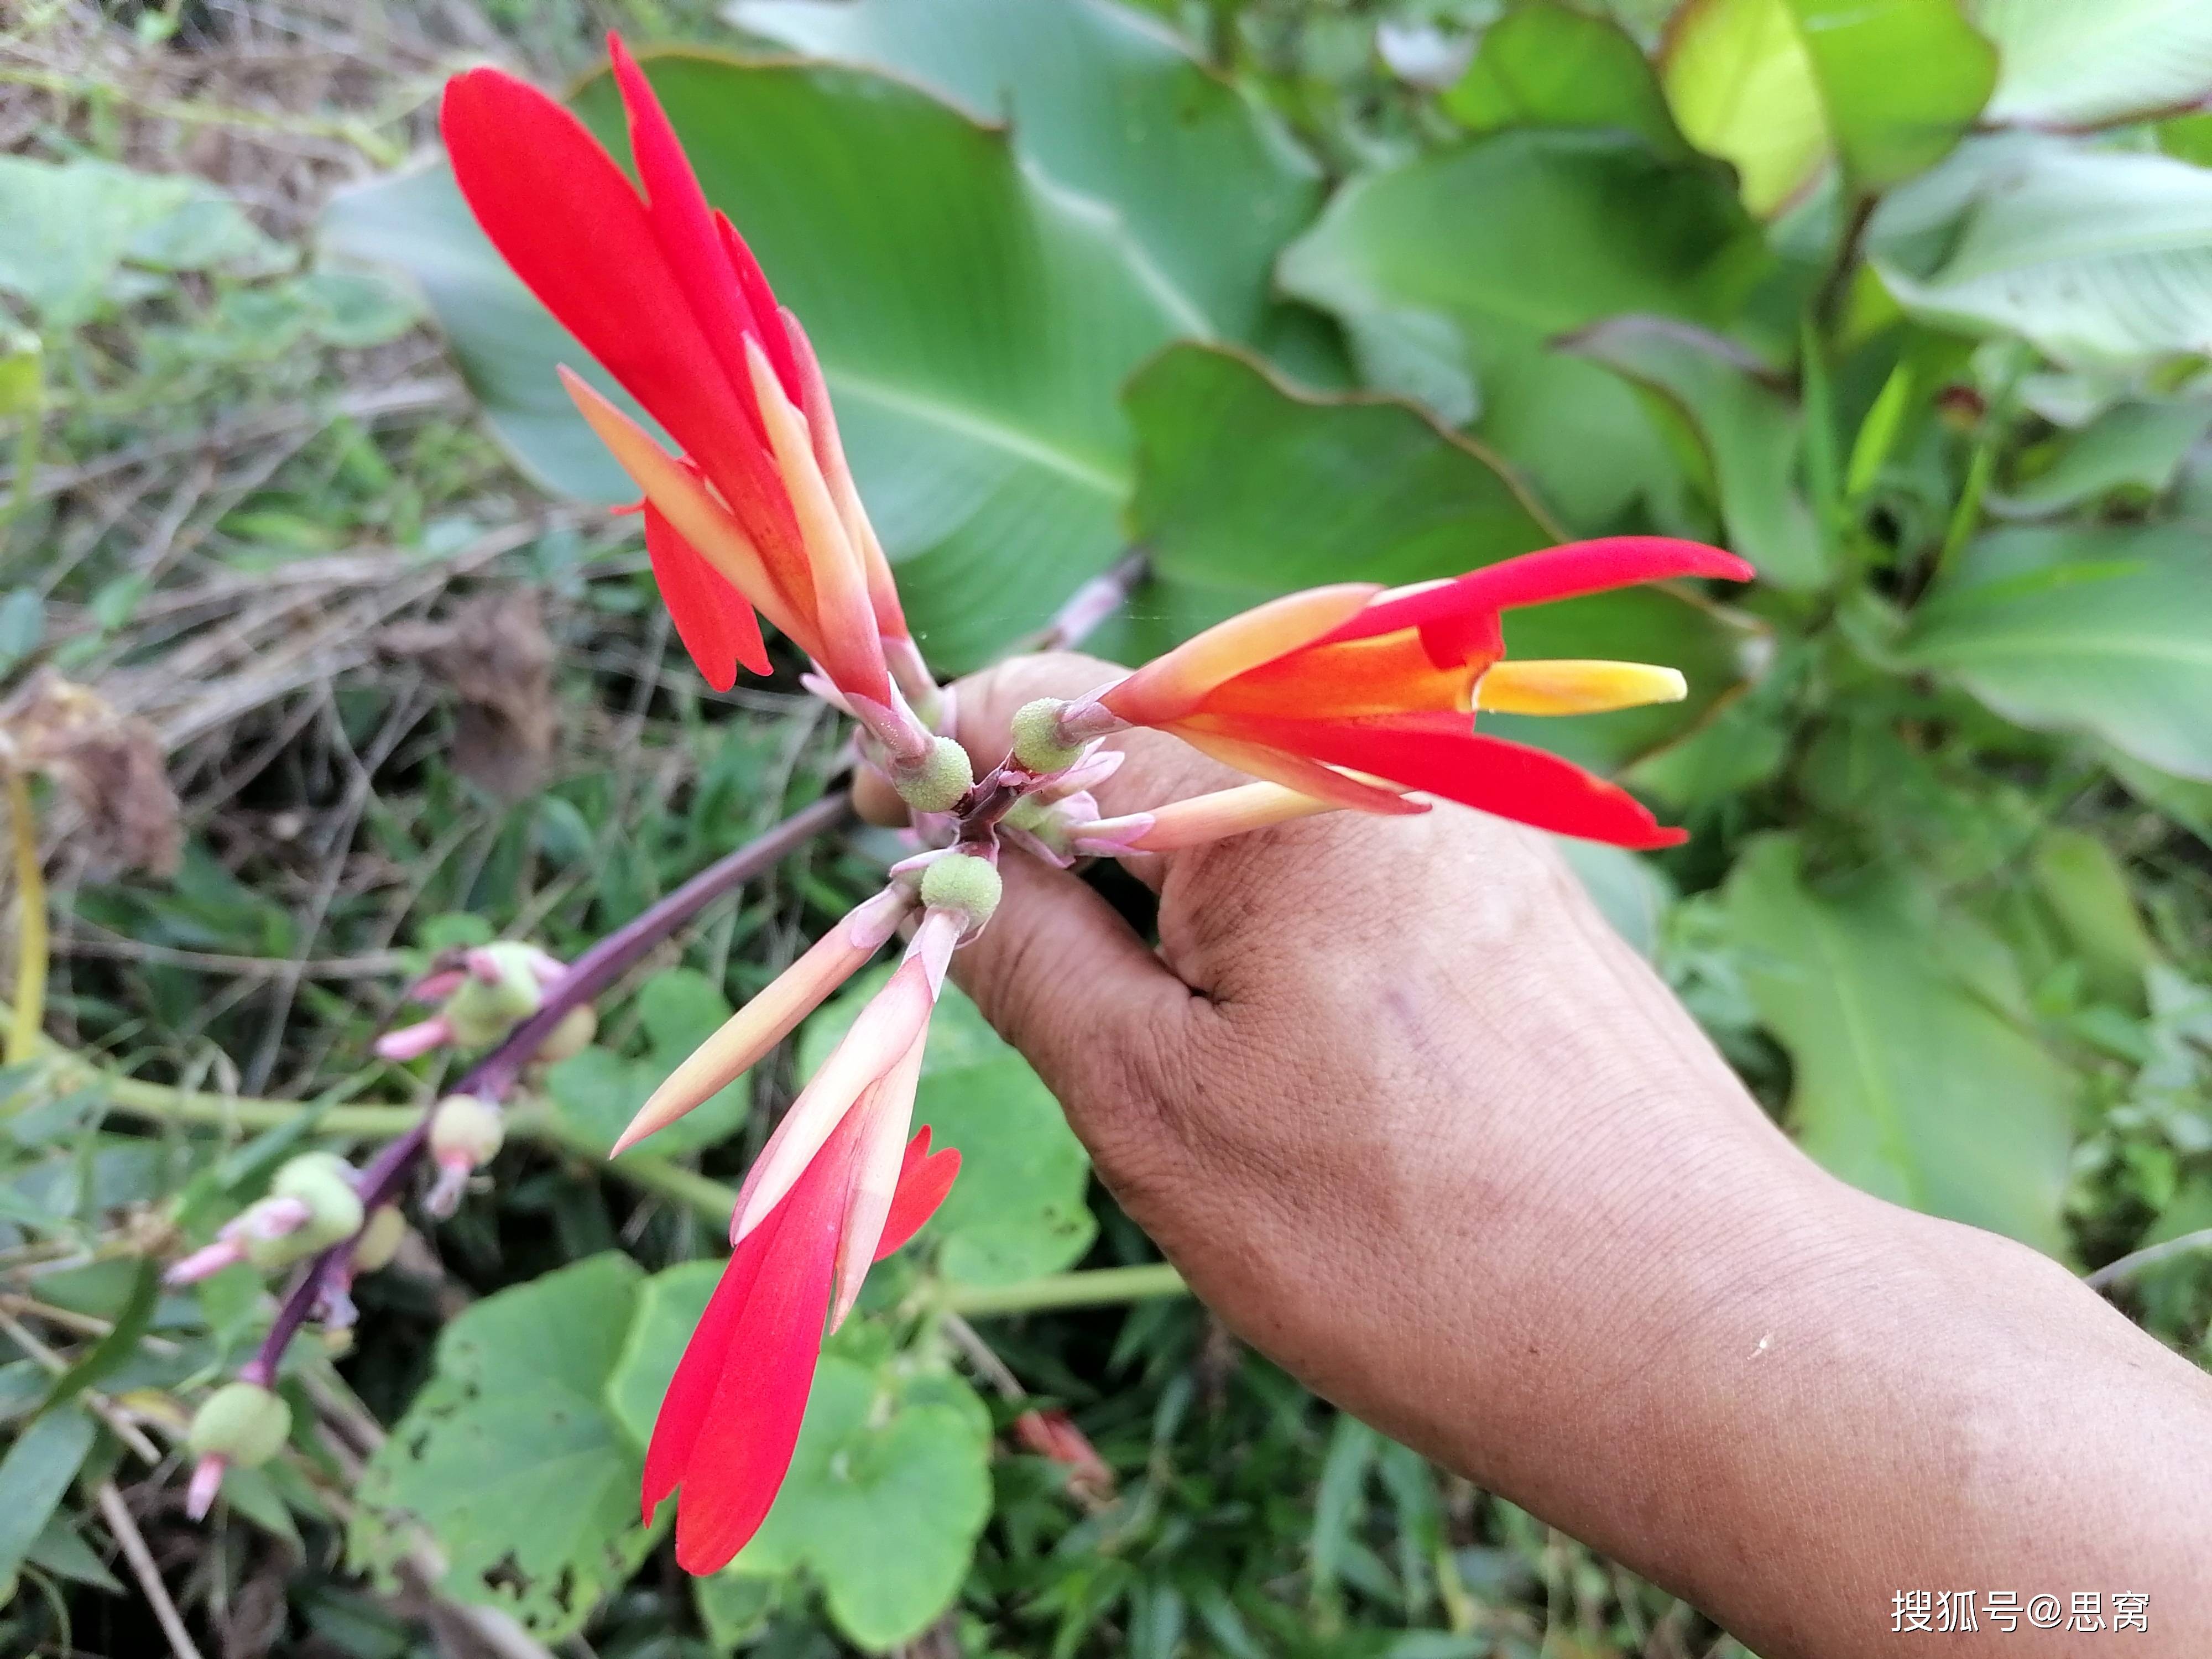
[349,1254,650,1641]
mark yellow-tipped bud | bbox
[1473,659,1687,717]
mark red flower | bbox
[441,38,930,749]
[645,1113,958,1571]
[1087,538,1752,849]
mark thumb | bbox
[933,654,1198,1137]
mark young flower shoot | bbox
[253,33,1774,1579]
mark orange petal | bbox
[1103,584,1381,728]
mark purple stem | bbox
[242,792,854,1385]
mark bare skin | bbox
[861,651,2212,1658]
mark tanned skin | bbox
[860,652,2212,1659]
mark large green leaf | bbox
[1901,524,2212,781]
[725,0,1319,341]
[1973,0,2212,130]
[349,1254,650,1640]
[800,975,1095,1284]
[1441,2,1688,159]
[1870,135,2212,367]
[1781,0,1994,192]
[1119,342,1755,768]
[546,967,753,1160]
[1277,129,1768,527]
[324,50,1188,673]
[1723,836,2074,1254]
[1991,399,2212,518]
[1660,0,1828,216]
[1562,317,1827,589]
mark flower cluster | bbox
[413,34,1756,1575]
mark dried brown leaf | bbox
[380,589,556,799]
[0,669,184,876]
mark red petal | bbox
[716,212,804,408]
[441,70,762,526]
[874,1128,960,1261]
[654,1106,868,1573]
[1214,712,1687,848]
[606,35,770,448]
[645,499,771,687]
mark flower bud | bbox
[891,734,973,815]
[352,1204,408,1274]
[919,852,1002,932]
[430,1094,504,1170]
[270,1152,366,1253]
[1009,698,1084,774]
[535,1002,598,1064]
[444,942,547,1045]
[187,1381,291,1467]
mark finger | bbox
[948,843,1199,1154]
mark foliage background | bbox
[3,0,2212,1655]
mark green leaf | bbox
[2031,828,2156,1008]
[0,588,45,675]
[727,0,1319,340]
[1278,130,1768,528]
[1991,399,2212,518]
[349,1254,650,1641]
[1660,0,1828,216]
[800,975,1095,1284]
[734,1354,991,1650]
[40,1260,157,1412]
[1554,838,1673,958]
[1562,317,1827,588]
[0,158,191,325]
[325,50,1188,673]
[602,1258,719,1452]
[1119,341,1752,768]
[1722,836,2074,1254]
[1900,525,2212,781]
[546,968,753,1160]
[1871,135,2212,368]
[1441,3,1688,159]
[0,1406,96,1589]
[1973,0,2212,130]
[1781,0,1995,191]
[694,1569,776,1652]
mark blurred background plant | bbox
[2,0,2210,1655]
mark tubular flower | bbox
[1063,538,1754,850]
[440,37,932,754]
[632,901,977,1572]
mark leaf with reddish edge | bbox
[875,1128,961,1261]
[1204,710,1686,847]
[649,1105,869,1574]
[644,502,770,689]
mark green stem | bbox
[8,768,46,1066]
[942,1262,1187,1317]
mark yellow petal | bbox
[1474,659,1686,716]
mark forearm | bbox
[1233,1099,2212,1658]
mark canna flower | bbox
[641,901,972,1572]
[441,38,935,756]
[1055,538,1753,850]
